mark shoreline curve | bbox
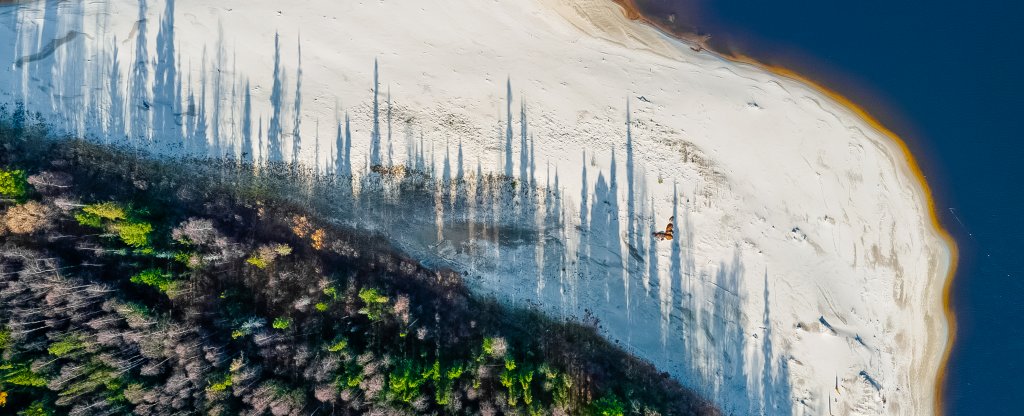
[608,0,959,414]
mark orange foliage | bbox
[310,228,326,250]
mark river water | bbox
[628,0,1024,414]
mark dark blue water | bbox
[632,0,1024,413]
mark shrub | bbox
[272,317,292,330]
[326,337,348,352]
[74,211,103,228]
[245,255,268,269]
[387,360,425,403]
[130,269,177,294]
[483,336,507,358]
[310,228,326,250]
[16,400,54,416]
[589,394,625,416]
[113,220,152,248]
[0,168,29,202]
[174,251,202,269]
[81,201,127,222]
[47,335,86,357]
[75,202,153,249]
[1,363,48,387]
[0,326,10,350]
[358,288,389,321]
[247,243,291,269]
[3,201,52,234]
[207,372,233,392]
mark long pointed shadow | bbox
[543,166,568,311]
[152,0,178,146]
[291,35,303,168]
[442,140,451,200]
[624,100,646,304]
[416,131,425,172]
[240,79,252,162]
[404,117,414,170]
[107,38,125,143]
[369,58,381,167]
[519,100,528,197]
[266,32,285,163]
[646,197,660,331]
[760,269,793,415]
[504,77,513,178]
[194,48,209,155]
[608,148,624,313]
[128,0,150,144]
[660,183,679,350]
[700,248,750,412]
[386,86,393,167]
[257,115,263,163]
[591,170,611,303]
[210,22,225,156]
[573,150,588,311]
[228,49,239,158]
[28,0,60,101]
[0,4,14,86]
[335,110,352,190]
[54,0,86,135]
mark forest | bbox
[0,120,718,415]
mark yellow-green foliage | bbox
[505,356,516,371]
[130,269,177,294]
[498,356,538,407]
[16,400,54,416]
[82,202,127,222]
[273,244,292,256]
[174,251,201,269]
[326,337,348,352]
[315,286,338,312]
[0,327,10,351]
[245,255,268,269]
[342,372,363,388]
[57,361,122,400]
[387,360,425,403]
[246,244,291,269]
[113,220,152,249]
[75,202,153,249]
[272,317,292,330]
[74,211,103,228]
[431,361,465,406]
[589,394,625,416]
[358,288,389,321]
[0,362,48,387]
[519,370,534,405]
[0,168,29,202]
[446,364,463,380]
[47,334,86,357]
[482,337,498,357]
[207,372,233,392]
[119,302,151,319]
